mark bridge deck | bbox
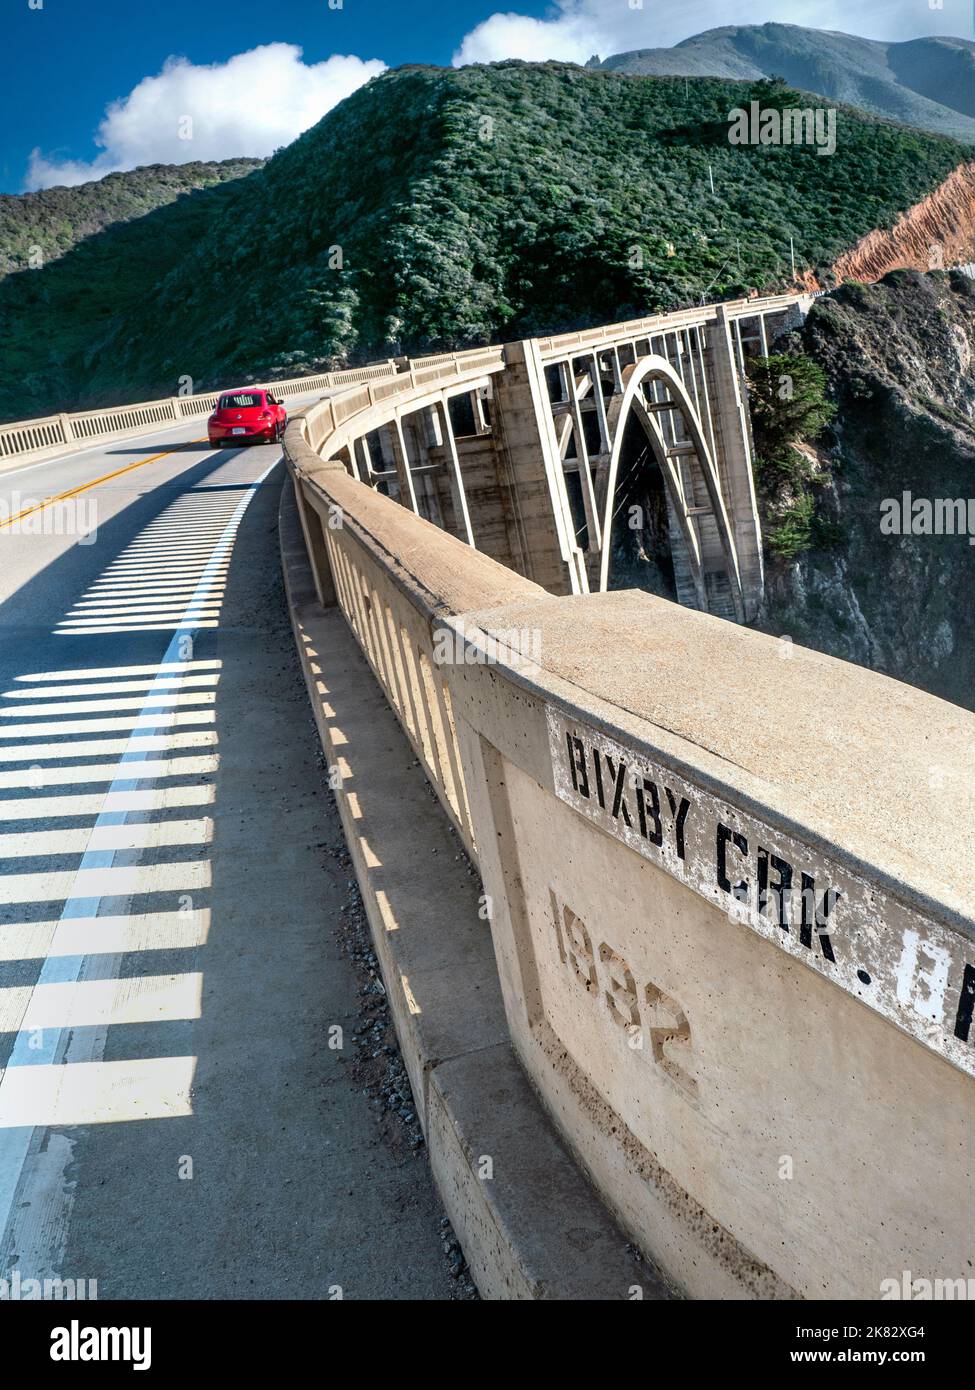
[0,418,460,1298]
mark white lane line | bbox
[0,455,279,1261]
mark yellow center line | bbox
[0,438,208,530]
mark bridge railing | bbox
[284,332,975,1300]
[534,293,812,359]
[0,361,400,467]
[285,349,515,852]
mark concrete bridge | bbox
[1,291,972,1301]
[312,293,810,621]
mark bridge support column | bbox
[439,399,475,546]
[389,415,420,514]
[491,341,587,596]
[708,307,765,620]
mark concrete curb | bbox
[278,477,674,1301]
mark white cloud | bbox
[454,0,971,67]
[25,43,386,191]
[453,9,603,65]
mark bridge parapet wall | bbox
[283,355,539,854]
[286,361,975,1299]
[439,596,975,1298]
[0,360,400,469]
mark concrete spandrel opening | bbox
[603,417,678,604]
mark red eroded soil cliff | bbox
[832,161,975,282]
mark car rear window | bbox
[219,393,263,409]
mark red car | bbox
[208,389,287,447]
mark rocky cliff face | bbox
[832,163,975,282]
[756,269,975,710]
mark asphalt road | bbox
[0,411,459,1299]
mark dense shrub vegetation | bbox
[748,352,835,457]
[1,63,970,421]
[747,352,837,558]
[0,160,263,276]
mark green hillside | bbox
[1,62,971,422]
[0,159,264,277]
[596,24,975,145]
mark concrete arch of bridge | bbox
[596,354,744,621]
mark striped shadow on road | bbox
[0,458,279,1281]
[50,488,244,636]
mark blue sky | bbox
[2,0,971,193]
[2,0,529,190]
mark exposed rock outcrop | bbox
[832,163,975,282]
[756,269,975,710]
